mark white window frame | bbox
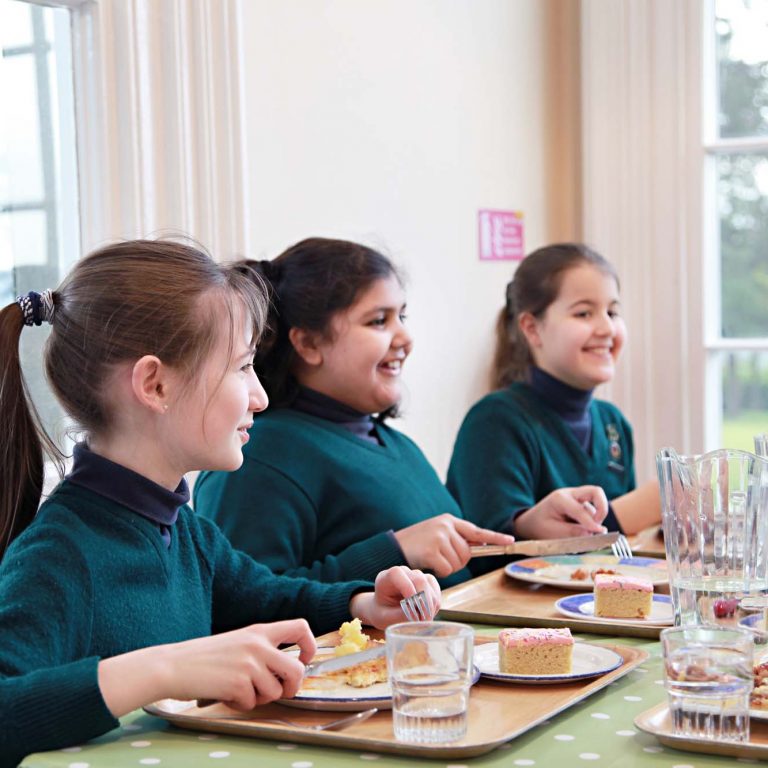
[701,0,768,448]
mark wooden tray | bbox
[629,525,665,558]
[635,702,768,760]
[146,642,647,758]
[439,567,669,638]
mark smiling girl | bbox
[447,243,660,544]
[193,237,514,587]
[0,239,439,765]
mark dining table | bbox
[19,552,756,768]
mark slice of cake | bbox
[498,628,573,675]
[593,573,653,618]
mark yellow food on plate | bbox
[301,618,387,690]
[334,617,369,656]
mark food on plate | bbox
[752,659,768,709]
[497,627,573,675]
[302,618,388,690]
[569,567,618,582]
[334,618,369,656]
[593,573,653,619]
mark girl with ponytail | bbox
[0,239,438,766]
[447,243,660,547]
[194,237,514,587]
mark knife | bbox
[304,644,386,677]
[468,531,619,558]
[196,644,387,708]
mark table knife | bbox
[469,531,619,558]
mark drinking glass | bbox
[657,447,768,626]
[755,433,768,458]
[661,625,753,742]
[385,621,474,744]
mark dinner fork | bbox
[400,590,431,622]
[611,534,633,560]
[200,706,379,728]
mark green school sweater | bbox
[447,383,636,534]
[194,409,470,587]
[0,480,368,766]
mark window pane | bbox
[718,152,768,338]
[0,53,43,202]
[716,0,768,138]
[721,350,768,450]
[0,1,79,445]
[0,0,32,49]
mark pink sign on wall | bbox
[478,209,525,261]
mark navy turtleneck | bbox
[528,367,593,452]
[526,367,623,533]
[66,443,189,547]
[291,386,381,445]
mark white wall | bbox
[241,0,578,476]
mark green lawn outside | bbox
[722,409,768,451]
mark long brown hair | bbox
[492,243,619,389]
[234,237,401,413]
[0,239,267,559]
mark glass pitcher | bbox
[657,447,768,626]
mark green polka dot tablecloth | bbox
[20,631,756,768]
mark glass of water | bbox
[385,621,474,744]
[661,625,753,742]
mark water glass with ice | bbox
[661,625,753,742]
[385,621,474,744]
[657,447,768,626]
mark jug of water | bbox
[657,447,768,626]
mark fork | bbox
[400,590,431,622]
[610,534,633,560]
[200,706,379,728]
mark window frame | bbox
[703,0,768,448]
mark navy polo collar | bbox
[529,366,593,419]
[67,443,189,545]
[292,386,379,444]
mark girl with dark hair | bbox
[0,239,438,766]
[194,237,514,587]
[447,243,660,545]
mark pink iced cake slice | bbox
[593,573,653,619]
[498,627,573,675]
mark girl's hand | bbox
[349,565,441,628]
[393,513,516,576]
[98,619,317,717]
[513,486,609,539]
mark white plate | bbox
[554,593,674,625]
[474,641,623,684]
[505,555,668,590]
[278,649,481,712]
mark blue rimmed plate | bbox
[505,554,668,591]
[554,593,674,625]
[474,641,623,684]
[278,649,482,711]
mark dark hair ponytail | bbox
[0,303,64,557]
[0,239,267,561]
[492,242,619,389]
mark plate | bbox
[473,641,623,684]
[505,554,668,590]
[740,612,767,632]
[554,593,674,625]
[278,649,481,712]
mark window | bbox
[706,0,768,450]
[0,0,79,443]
